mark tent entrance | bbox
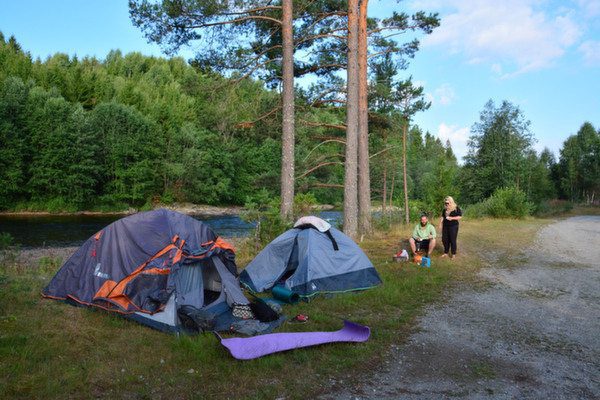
[201,258,222,306]
[274,237,300,287]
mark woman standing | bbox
[439,196,462,259]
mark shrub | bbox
[0,232,14,250]
[293,193,317,217]
[408,199,437,222]
[0,232,20,266]
[241,190,290,248]
[465,187,533,219]
[534,199,573,216]
[463,201,488,219]
[372,210,403,231]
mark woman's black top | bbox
[441,206,462,228]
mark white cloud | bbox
[418,0,584,76]
[576,0,600,17]
[423,83,456,106]
[579,40,600,65]
[436,123,470,162]
[435,83,456,105]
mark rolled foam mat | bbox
[271,285,300,304]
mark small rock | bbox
[187,368,195,374]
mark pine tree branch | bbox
[300,120,347,130]
[303,139,346,161]
[215,5,282,16]
[370,145,401,159]
[309,183,344,189]
[187,15,283,28]
[297,161,344,179]
[231,57,282,83]
[234,105,282,129]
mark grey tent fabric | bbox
[213,257,250,307]
[240,219,381,297]
[43,209,263,334]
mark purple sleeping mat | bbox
[220,320,370,360]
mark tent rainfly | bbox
[43,209,265,333]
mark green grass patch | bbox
[0,217,551,399]
[470,361,497,379]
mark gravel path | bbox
[323,216,600,399]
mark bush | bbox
[463,201,488,219]
[408,199,438,222]
[241,190,290,247]
[0,232,20,266]
[0,232,14,250]
[534,199,573,216]
[293,193,317,217]
[372,210,403,231]
[465,187,533,219]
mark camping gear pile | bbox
[393,249,409,262]
[43,211,381,358]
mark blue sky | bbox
[1,0,599,162]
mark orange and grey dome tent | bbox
[43,209,256,333]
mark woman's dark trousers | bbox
[442,225,459,255]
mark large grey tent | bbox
[240,216,381,297]
[43,209,261,333]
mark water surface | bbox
[0,211,342,248]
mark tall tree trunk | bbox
[280,0,295,221]
[389,165,396,222]
[357,0,371,236]
[344,0,360,239]
[390,156,396,208]
[402,119,409,225]
[382,129,387,214]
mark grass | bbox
[0,215,567,399]
[469,361,497,379]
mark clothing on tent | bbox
[293,215,331,232]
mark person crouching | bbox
[409,214,437,258]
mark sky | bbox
[1,0,599,162]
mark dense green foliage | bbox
[459,100,599,215]
[0,34,597,214]
[460,100,536,203]
[0,34,285,210]
[0,34,454,212]
[554,122,600,203]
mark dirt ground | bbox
[322,216,600,399]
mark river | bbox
[0,211,342,248]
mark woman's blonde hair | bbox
[444,196,457,212]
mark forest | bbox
[0,25,598,219]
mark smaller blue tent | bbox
[240,217,381,297]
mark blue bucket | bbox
[420,257,431,267]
